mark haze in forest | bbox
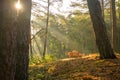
[0,0,120,80]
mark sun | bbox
[15,1,22,10]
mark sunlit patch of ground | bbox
[82,53,99,59]
[29,53,120,80]
[61,53,99,61]
[60,58,78,61]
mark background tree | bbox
[30,0,120,60]
[100,0,104,18]
[110,0,117,52]
[30,0,98,59]
[43,0,50,59]
[116,0,120,19]
[116,0,120,53]
[87,0,116,59]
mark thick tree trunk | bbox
[0,0,31,80]
[87,0,116,59]
[14,0,31,80]
[0,0,17,80]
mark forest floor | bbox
[29,54,120,80]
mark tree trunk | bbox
[110,0,117,52]
[101,0,104,19]
[99,0,104,19]
[87,0,116,59]
[119,11,120,19]
[0,0,17,80]
[43,0,50,59]
[14,0,31,80]
[0,0,31,80]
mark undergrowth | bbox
[29,54,57,65]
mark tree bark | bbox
[0,0,31,80]
[0,0,17,80]
[101,0,105,19]
[14,0,31,80]
[101,0,104,18]
[110,0,117,52]
[87,0,116,59]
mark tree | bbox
[87,0,116,59]
[116,0,120,19]
[110,0,117,52]
[0,1,17,80]
[0,0,31,80]
[43,0,50,59]
[116,0,120,53]
[101,0,104,18]
[14,0,32,80]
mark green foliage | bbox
[29,65,46,80]
[36,73,44,79]
[29,54,58,80]
[29,53,57,65]
[31,3,120,58]
[29,54,42,65]
[42,54,57,63]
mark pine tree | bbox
[87,0,116,59]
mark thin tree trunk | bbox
[33,38,41,54]
[101,0,104,18]
[119,11,120,19]
[43,0,50,59]
[110,0,117,52]
[87,0,116,59]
